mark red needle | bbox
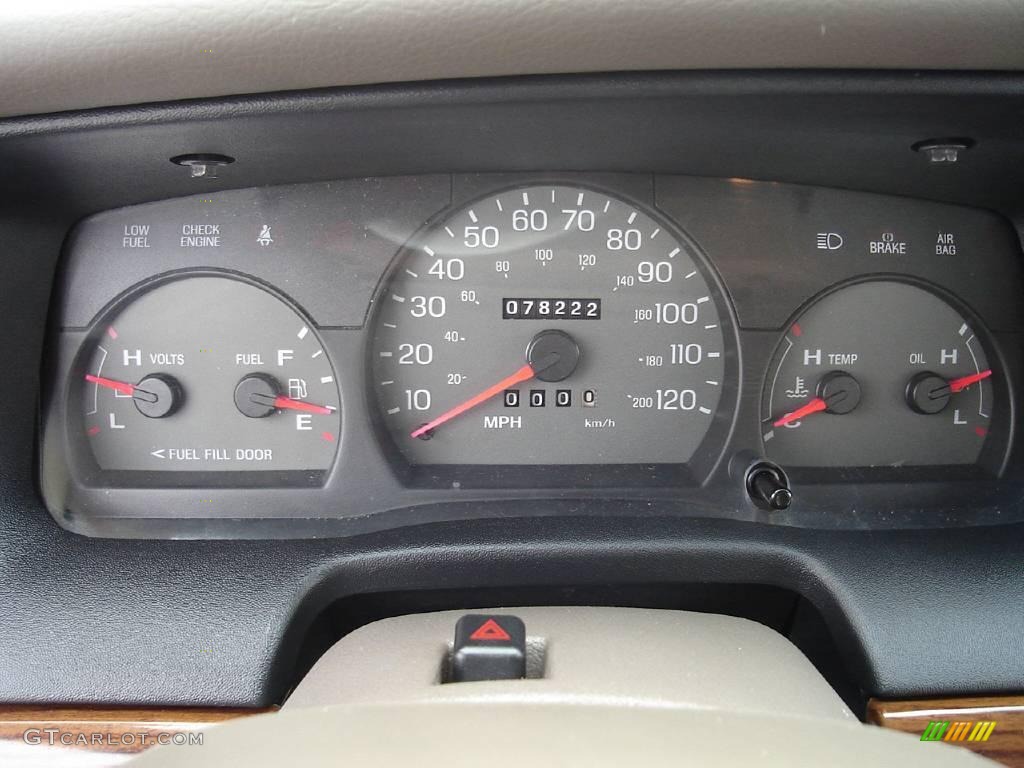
[85,374,135,397]
[411,363,536,439]
[272,396,332,415]
[948,369,992,393]
[773,397,828,428]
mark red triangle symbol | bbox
[469,618,511,641]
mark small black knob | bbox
[234,373,282,418]
[526,329,581,382]
[133,374,183,419]
[817,371,861,415]
[905,371,951,415]
[746,462,792,511]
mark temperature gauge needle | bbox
[271,395,332,415]
[410,363,537,439]
[947,369,992,393]
[773,397,827,428]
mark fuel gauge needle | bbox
[773,397,827,428]
[271,396,332,415]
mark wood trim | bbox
[0,705,272,766]
[868,696,1024,767]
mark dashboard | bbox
[41,173,1024,537]
[2,64,1024,726]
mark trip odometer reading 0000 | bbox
[370,185,732,470]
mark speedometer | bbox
[370,185,734,471]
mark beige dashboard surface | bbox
[129,703,998,768]
[2,0,1024,119]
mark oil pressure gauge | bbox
[762,280,1005,469]
[75,274,341,482]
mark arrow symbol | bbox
[151,449,166,459]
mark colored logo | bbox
[921,721,997,742]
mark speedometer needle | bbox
[773,397,827,428]
[410,363,538,439]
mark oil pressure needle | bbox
[946,369,992,393]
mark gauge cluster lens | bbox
[762,281,996,467]
[43,176,1024,537]
[78,276,340,478]
[371,185,730,466]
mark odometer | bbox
[370,185,733,468]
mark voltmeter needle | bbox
[85,373,159,403]
[85,374,137,397]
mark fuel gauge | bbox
[762,280,1003,469]
[76,274,341,481]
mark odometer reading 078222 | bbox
[370,185,729,466]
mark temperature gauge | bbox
[762,280,1003,469]
[76,275,341,481]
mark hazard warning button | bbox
[451,614,527,683]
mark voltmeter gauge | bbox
[761,280,1005,469]
[74,275,341,483]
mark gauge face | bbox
[762,281,997,468]
[78,275,340,479]
[371,185,730,466]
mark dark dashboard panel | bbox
[40,172,1024,537]
[3,73,1024,709]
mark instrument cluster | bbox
[39,173,1024,537]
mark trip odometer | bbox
[370,185,733,471]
